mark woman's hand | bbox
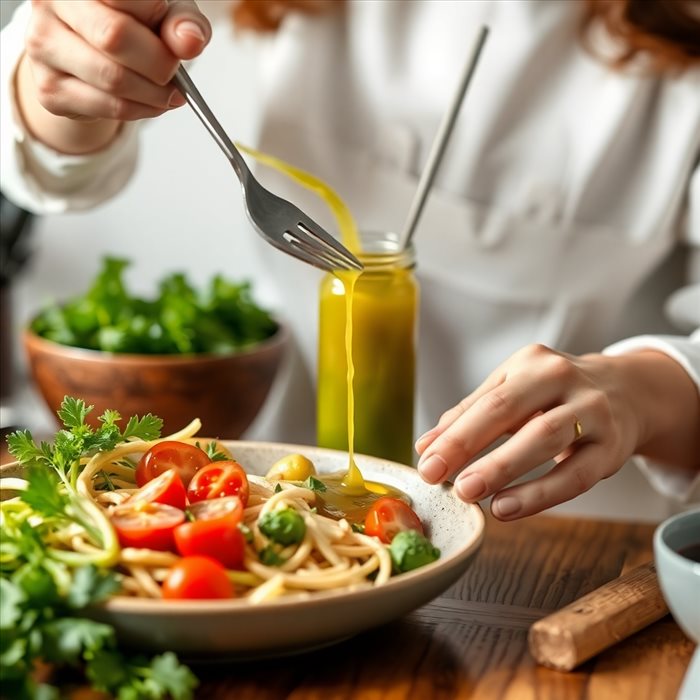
[17,0,212,153]
[416,344,700,520]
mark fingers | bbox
[417,345,641,520]
[32,68,173,122]
[25,0,209,122]
[159,0,212,60]
[55,0,181,84]
[100,0,169,25]
[452,404,589,502]
[415,367,507,454]
[488,443,613,520]
[32,17,180,117]
[417,366,565,484]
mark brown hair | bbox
[582,0,700,72]
[232,0,700,73]
[232,1,341,33]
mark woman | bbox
[1,0,698,521]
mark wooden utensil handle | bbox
[528,561,668,671]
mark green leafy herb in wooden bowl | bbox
[30,256,277,355]
[23,258,288,438]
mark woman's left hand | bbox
[415,343,697,520]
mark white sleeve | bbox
[604,159,700,504]
[0,1,140,215]
[605,332,700,503]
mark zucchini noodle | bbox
[6,423,399,604]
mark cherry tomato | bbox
[186,460,250,506]
[162,556,234,600]
[127,469,187,511]
[188,496,244,524]
[111,502,185,551]
[135,441,211,488]
[174,497,245,569]
[364,497,424,544]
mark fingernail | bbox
[455,473,486,501]
[415,428,437,451]
[493,496,521,518]
[175,20,206,42]
[168,90,186,107]
[418,454,448,483]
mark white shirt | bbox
[1,0,699,518]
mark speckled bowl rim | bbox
[1,441,485,615]
[103,441,485,614]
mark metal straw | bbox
[399,26,489,250]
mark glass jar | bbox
[317,231,418,465]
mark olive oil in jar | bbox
[317,232,418,466]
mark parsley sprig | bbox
[1,397,197,699]
[7,397,162,568]
[8,396,161,488]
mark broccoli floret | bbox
[389,530,440,573]
[259,508,306,546]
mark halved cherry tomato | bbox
[127,469,187,511]
[186,460,250,506]
[174,497,245,569]
[188,496,244,524]
[111,502,185,551]
[135,441,211,488]
[162,556,234,600]
[364,497,424,544]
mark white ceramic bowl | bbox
[654,507,700,643]
[3,441,484,658]
[653,507,700,700]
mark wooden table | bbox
[192,514,694,700]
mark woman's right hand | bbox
[18,0,212,152]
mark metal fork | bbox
[172,67,362,273]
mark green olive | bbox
[265,453,316,482]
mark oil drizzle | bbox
[238,144,407,521]
[338,269,363,494]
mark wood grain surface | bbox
[0,427,692,699]
[192,514,694,700]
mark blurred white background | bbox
[0,1,685,522]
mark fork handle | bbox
[172,66,250,185]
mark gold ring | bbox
[573,417,583,442]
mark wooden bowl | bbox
[22,324,289,438]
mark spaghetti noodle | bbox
[2,419,402,604]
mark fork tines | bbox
[284,222,363,273]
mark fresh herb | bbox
[0,552,197,700]
[389,530,441,573]
[274,483,283,494]
[259,508,306,546]
[258,546,287,567]
[97,470,117,491]
[302,475,327,493]
[30,256,277,354]
[1,397,197,699]
[351,522,365,534]
[197,440,230,463]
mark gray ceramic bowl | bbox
[653,507,700,700]
[654,507,700,642]
[2,442,485,659]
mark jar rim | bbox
[356,231,415,269]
